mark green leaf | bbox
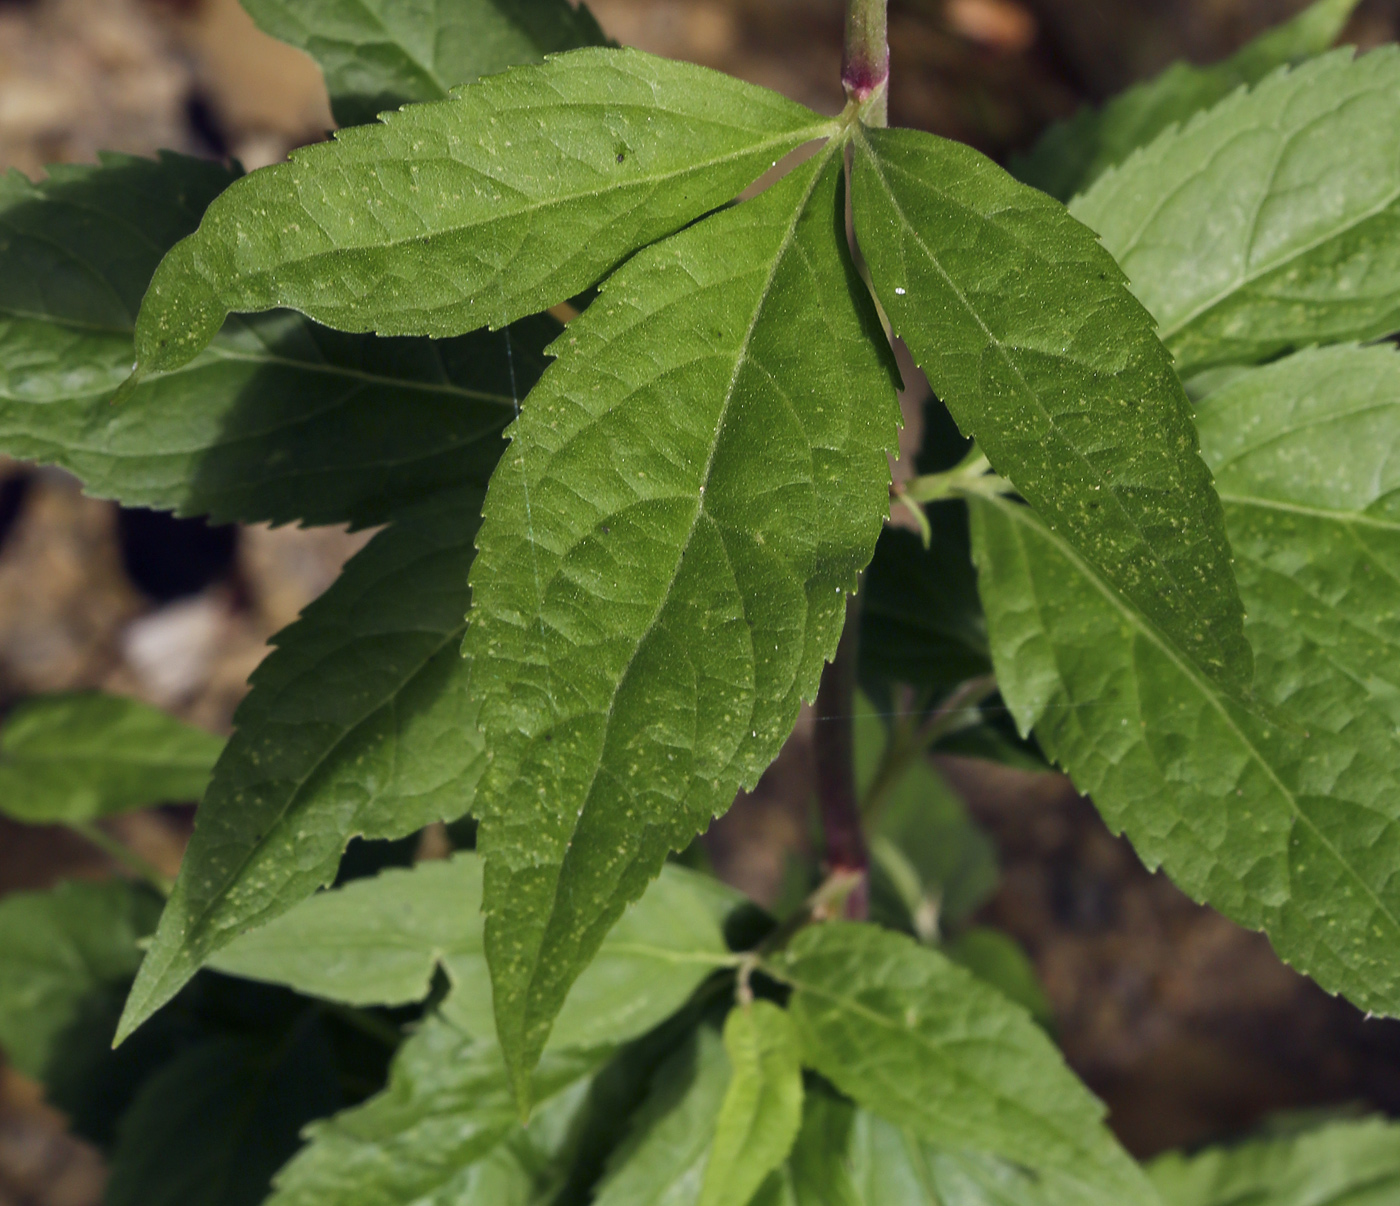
[593,1025,732,1206]
[0,151,560,529]
[240,0,608,127]
[851,124,1249,688]
[698,1002,803,1206]
[465,145,899,1101]
[968,485,1400,1018]
[1149,1116,1400,1206]
[0,692,222,823]
[117,488,485,1043]
[1010,0,1358,201]
[209,854,741,1052]
[1070,47,1400,376]
[771,923,1151,1204]
[132,48,838,376]
[267,1015,604,1206]
[0,879,158,1078]
[942,928,1054,1032]
[107,1028,342,1206]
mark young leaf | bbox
[969,490,1400,1018]
[0,151,560,529]
[593,1026,731,1206]
[266,1015,604,1206]
[0,880,159,1079]
[465,147,899,1101]
[0,692,222,823]
[1011,0,1358,201]
[698,1002,804,1206]
[240,0,608,127]
[106,1029,342,1206]
[118,489,485,1043]
[1071,47,1400,376]
[771,923,1151,1204]
[851,125,1250,688]
[209,855,741,1052]
[132,48,839,375]
[1149,1116,1400,1206]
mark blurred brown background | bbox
[4,0,1400,1200]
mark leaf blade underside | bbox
[464,147,900,1102]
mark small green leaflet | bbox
[117,489,485,1043]
[1011,0,1358,201]
[851,124,1250,688]
[209,855,742,1052]
[1149,1116,1400,1206]
[0,880,159,1079]
[267,1016,604,1206]
[770,923,1152,1204]
[968,486,1400,1017]
[106,1030,342,1206]
[0,692,222,823]
[1072,47,1400,376]
[593,1026,731,1206]
[131,47,838,375]
[465,146,899,1103]
[698,1002,804,1206]
[240,0,608,127]
[0,151,559,530]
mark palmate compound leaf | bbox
[129,47,839,377]
[0,151,559,530]
[850,125,1250,689]
[1148,1115,1400,1206]
[208,854,742,1053]
[1010,0,1358,201]
[463,145,901,1102]
[969,437,1400,1021]
[1071,47,1400,377]
[0,692,222,823]
[239,0,608,127]
[769,923,1152,1205]
[116,489,487,1042]
[265,1015,606,1206]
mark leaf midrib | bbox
[1217,492,1400,532]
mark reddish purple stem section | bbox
[815,616,870,919]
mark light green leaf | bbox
[465,144,899,1102]
[0,879,158,1079]
[1071,47,1400,376]
[851,124,1249,687]
[106,1029,342,1206]
[593,1026,732,1206]
[0,692,222,823]
[1011,0,1358,201]
[210,854,741,1052]
[1149,1116,1400,1206]
[240,0,608,127]
[698,1003,803,1206]
[942,928,1054,1031]
[786,1091,1102,1206]
[968,485,1400,1017]
[132,47,838,375]
[267,1015,604,1206]
[771,923,1151,1204]
[0,151,559,529]
[118,489,485,1043]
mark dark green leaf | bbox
[698,1002,803,1206]
[772,923,1150,1204]
[852,124,1249,688]
[0,879,158,1078]
[240,0,608,127]
[1071,47,1400,376]
[118,489,484,1043]
[1011,0,1358,201]
[132,48,838,375]
[465,146,899,1102]
[0,692,222,823]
